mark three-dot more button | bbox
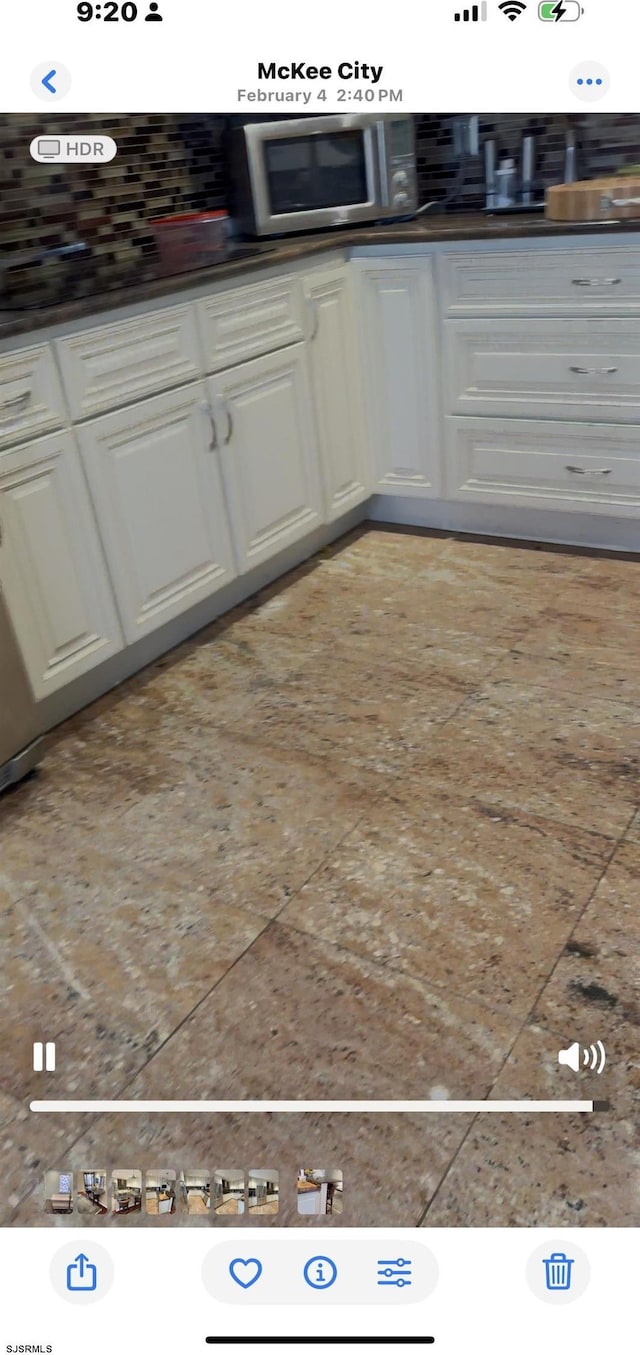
[570,62,610,100]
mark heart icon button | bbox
[229,1257,263,1289]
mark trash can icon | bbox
[543,1252,574,1291]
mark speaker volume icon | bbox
[558,1040,606,1074]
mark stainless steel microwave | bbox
[229,114,418,237]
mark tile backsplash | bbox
[0,114,228,264]
[1,112,640,266]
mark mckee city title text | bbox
[258,62,385,84]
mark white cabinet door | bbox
[353,258,441,496]
[208,345,324,571]
[77,383,237,643]
[0,432,123,699]
[303,266,371,520]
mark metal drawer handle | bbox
[571,277,621,287]
[308,299,319,341]
[565,464,613,476]
[0,390,30,417]
[569,365,618,375]
[199,399,218,451]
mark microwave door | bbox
[245,122,381,235]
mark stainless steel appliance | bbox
[229,114,418,236]
[483,132,545,213]
[0,591,43,792]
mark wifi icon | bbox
[499,0,527,17]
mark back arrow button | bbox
[31,62,72,101]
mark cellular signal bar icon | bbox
[454,2,488,19]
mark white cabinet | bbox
[303,266,371,520]
[197,274,306,372]
[440,246,640,317]
[0,343,67,451]
[445,318,640,423]
[0,432,123,699]
[77,383,237,644]
[445,415,640,516]
[208,344,324,571]
[353,258,441,496]
[57,304,202,421]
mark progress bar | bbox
[30,1099,608,1114]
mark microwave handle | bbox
[360,125,385,211]
[375,120,390,209]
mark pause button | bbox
[33,1041,56,1072]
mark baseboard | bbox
[368,494,640,554]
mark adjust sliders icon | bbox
[377,1256,413,1287]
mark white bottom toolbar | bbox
[1,1228,630,1354]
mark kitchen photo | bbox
[179,1171,211,1215]
[247,1169,280,1216]
[297,1168,343,1216]
[145,1170,178,1215]
[213,1170,245,1216]
[1,109,638,1230]
[110,1170,142,1216]
[76,1170,108,1216]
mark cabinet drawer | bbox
[440,247,640,316]
[445,415,640,516]
[56,304,202,420]
[0,343,66,450]
[446,318,640,422]
[197,275,307,372]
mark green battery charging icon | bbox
[538,1,584,18]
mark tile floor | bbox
[1,526,639,1227]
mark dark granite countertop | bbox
[2,211,640,344]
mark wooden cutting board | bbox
[546,176,640,221]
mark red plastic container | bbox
[150,211,229,274]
